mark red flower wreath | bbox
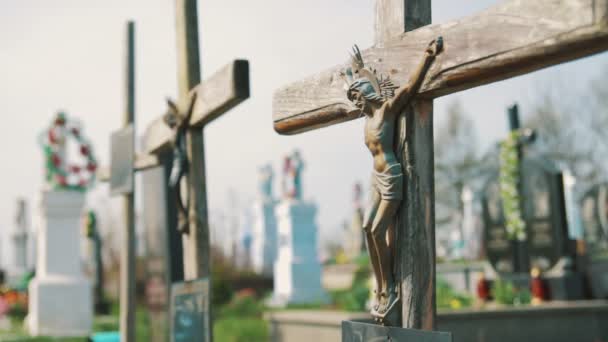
[39,112,97,191]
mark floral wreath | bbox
[499,130,526,241]
[39,112,97,190]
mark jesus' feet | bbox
[378,288,398,314]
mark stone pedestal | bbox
[272,200,327,306]
[251,200,278,276]
[28,190,92,337]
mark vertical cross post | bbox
[376,0,436,329]
[119,20,136,342]
[507,104,530,274]
[175,0,211,295]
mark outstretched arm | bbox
[384,37,443,115]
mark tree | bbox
[524,67,608,186]
[435,100,481,218]
[434,100,482,255]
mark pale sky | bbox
[0,0,606,265]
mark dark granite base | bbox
[267,301,608,342]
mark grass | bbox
[214,318,268,342]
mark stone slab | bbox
[27,276,92,337]
[267,301,608,342]
[342,320,452,342]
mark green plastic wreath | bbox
[499,131,526,241]
[39,112,97,191]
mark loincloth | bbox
[370,163,403,200]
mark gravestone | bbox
[142,152,184,342]
[580,183,608,298]
[482,156,582,298]
[345,183,365,260]
[521,158,572,273]
[342,320,451,342]
[482,174,513,273]
[28,191,92,336]
[170,278,210,342]
[28,112,95,336]
[12,198,29,278]
[460,186,483,260]
[271,152,328,306]
[251,164,278,275]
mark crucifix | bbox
[273,0,608,334]
[104,2,249,339]
[140,0,249,340]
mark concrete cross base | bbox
[26,190,92,337]
[342,320,452,342]
[27,276,92,337]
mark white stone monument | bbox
[28,112,94,336]
[28,191,92,336]
[345,183,365,260]
[12,198,29,278]
[251,164,278,275]
[271,152,327,306]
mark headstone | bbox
[580,183,608,258]
[342,320,451,342]
[28,112,95,336]
[251,164,277,275]
[345,183,365,260]
[482,174,512,273]
[12,198,29,277]
[580,183,608,298]
[461,186,483,260]
[482,156,583,299]
[170,278,211,342]
[236,210,253,270]
[143,154,184,342]
[271,153,327,306]
[482,157,574,274]
[28,190,92,336]
[520,158,572,273]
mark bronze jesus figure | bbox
[342,37,443,319]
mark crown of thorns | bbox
[341,45,398,104]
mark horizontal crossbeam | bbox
[144,59,250,154]
[273,0,608,134]
[97,153,160,182]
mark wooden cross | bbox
[273,0,608,331]
[141,0,249,282]
[102,2,248,339]
[140,0,249,340]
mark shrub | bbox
[436,278,473,310]
[219,291,264,318]
[492,279,531,305]
[214,317,268,342]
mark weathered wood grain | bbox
[119,20,136,342]
[144,59,250,154]
[175,0,210,286]
[376,0,437,330]
[274,0,608,134]
[396,99,436,330]
[97,154,159,183]
[134,153,159,171]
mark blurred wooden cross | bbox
[102,1,249,340]
[273,0,608,332]
[141,1,249,341]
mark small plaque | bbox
[171,278,211,342]
[110,125,134,195]
[342,320,452,342]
